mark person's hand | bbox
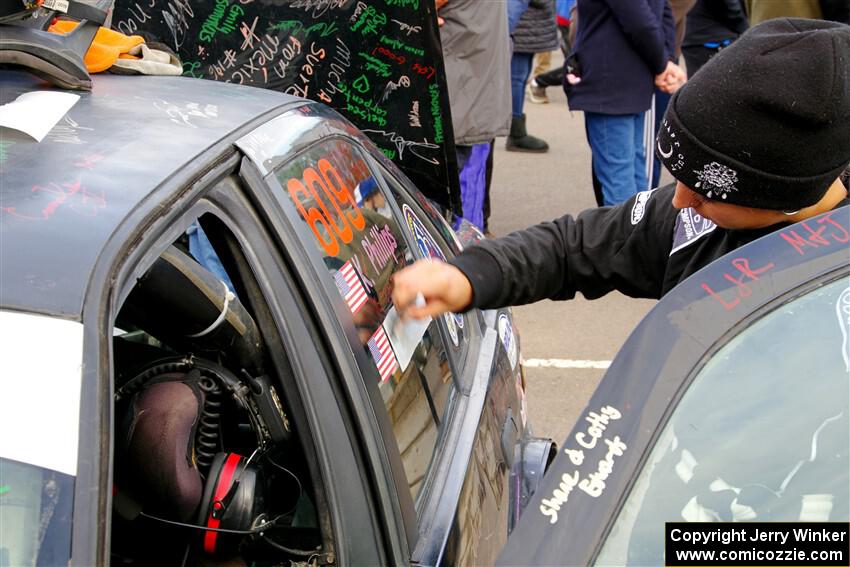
[392,259,473,319]
[655,61,686,94]
[436,0,447,25]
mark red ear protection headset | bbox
[197,452,266,555]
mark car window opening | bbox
[110,214,329,566]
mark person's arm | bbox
[392,187,680,319]
[662,0,677,62]
[604,0,669,74]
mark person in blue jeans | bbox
[566,0,685,206]
[506,0,558,152]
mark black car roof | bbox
[0,70,301,318]
[499,206,850,566]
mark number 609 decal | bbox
[288,158,366,257]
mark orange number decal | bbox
[304,167,353,244]
[319,158,366,232]
[288,178,339,257]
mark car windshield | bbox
[595,276,850,566]
[0,457,74,566]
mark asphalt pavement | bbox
[486,73,663,445]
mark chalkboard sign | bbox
[112,0,461,214]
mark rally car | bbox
[0,18,551,566]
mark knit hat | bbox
[657,18,850,210]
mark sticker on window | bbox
[367,324,398,383]
[402,204,464,347]
[498,313,518,370]
[286,157,367,258]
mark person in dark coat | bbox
[567,0,683,206]
[390,19,850,319]
[682,0,749,77]
[506,0,559,152]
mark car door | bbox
[236,103,539,565]
[368,158,537,566]
[102,149,391,566]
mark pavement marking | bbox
[522,358,611,370]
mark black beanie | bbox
[657,18,850,210]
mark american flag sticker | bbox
[333,260,368,315]
[368,325,398,383]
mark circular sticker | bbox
[444,313,459,347]
[498,313,518,370]
[403,204,444,261]
[403,204,463,347]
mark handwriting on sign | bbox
[351,5,387,36]
[701,257,776,311]
[380,35,425,57]
[269,19,338,38]
[780,213,849,256]
[379,75,411,103]
[385,0,419,9]
[115,1,154,36]
[288,158,366,257]
[428,83,444,144]
[2,178,106,221]
[289,0,348,19]
[161,0,193,50]
[284,42,327,98]
[316,37,352,103]
[361,129,439,164]
[183,60,204,78]
[112,0,457,211]
[358,52,392,78]
[390,18,421,36]
[372,45,405,66]
[350,1,367,22]
[198,0,243,42]
[411,61,435,80]
[337,83,388,126]
[408,101,421,128]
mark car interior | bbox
[110,213,329,567]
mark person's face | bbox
[671,182,790,229]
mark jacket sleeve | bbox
[723,0,749,35]
[662,1,677,61]
[449,186,680,309]
[603,0,668,74]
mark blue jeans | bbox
[584,112,648,206]
[510,51,533,117]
